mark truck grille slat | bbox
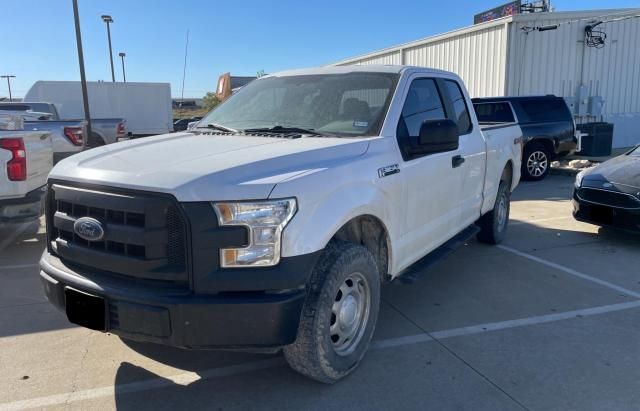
[48,184,188,284]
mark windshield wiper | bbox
[243,126,328,136]
[198,123,238,133]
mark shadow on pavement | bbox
[120,338,276,373]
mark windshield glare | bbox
[200,72,399,137]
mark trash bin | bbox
[577,122,614,156]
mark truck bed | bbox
[479,121,517,130]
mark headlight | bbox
[213,198,297,268]
[575,170,586,188]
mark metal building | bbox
[333,8,640,148]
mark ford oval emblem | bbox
[73,217,105,242]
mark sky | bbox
[2,0,639,98]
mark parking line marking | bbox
[509,216,571,226]
[4,300,640,410]
[0,263,39,271]
[497,244,640,299]
[430,300,640,338]
[371,333,433,348]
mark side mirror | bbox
[418,119,459,154]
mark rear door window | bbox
[443,80,472,134]
[519,99,571,122]
[474,102,515,123]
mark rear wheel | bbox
[284,242,380,384]
[477,180,510,244]
[522,142,551,181]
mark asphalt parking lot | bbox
[1,174,640,411]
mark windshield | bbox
[200,72,399,137]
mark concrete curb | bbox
[550,166,581,177]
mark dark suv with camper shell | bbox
[473,95,577,181]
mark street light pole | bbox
[73,0,92,148]
[118,52,126,82]
[0,75,15,101]
[101,15,115,82]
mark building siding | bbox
[333,19,510,98]
[507,11,640,116]
[333,9,640,147]
[403,23,508,97]
[351,51,402,66]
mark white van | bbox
[24,81,172,136]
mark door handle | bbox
[452,155,465,168]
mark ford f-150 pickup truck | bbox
[40,66,522,383]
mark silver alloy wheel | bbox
[496,190,508,232]
[330,271,371,356]
[527,151,548,177]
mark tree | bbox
[202,92,220,111]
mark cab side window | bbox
[443,80,472,134]
[474,102,515,123]
[396,78,446,160]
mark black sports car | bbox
[573,146,640,232]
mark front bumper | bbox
[0,186,45,223]
[572,189,640,232]
[40,251,315,349]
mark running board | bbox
[396,225,480,284]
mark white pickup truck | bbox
[40,66,522,383]
[1,114,53,223]
[0,101,127,153]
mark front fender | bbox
[271,171,400,261]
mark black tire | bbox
[284,241,381,384]
[477,181,510,244]
[87,133,105,149]
[522,141,551,181]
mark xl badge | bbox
[378,164,400,178]
[73,217,105,242]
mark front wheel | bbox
[284,242,380,384]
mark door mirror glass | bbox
[418,119,459,153]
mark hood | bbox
[582,153,640,189]
[50,132,370,201]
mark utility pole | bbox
[101,15,115,82]
[73,0,92,148]
[180,29,189,101]
[119,52,126,82]
[0,75,15,101]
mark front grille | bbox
[577,187,640,209]
[47,184,189,284]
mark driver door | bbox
[396,76,464,267]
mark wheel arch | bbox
[330,214,392,282]
[501,159,514,189]
[526,138,555,159]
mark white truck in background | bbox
[24,81,172,137]
[0,114,52,223]
[0,101,126,151]
[40,66,522,383]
